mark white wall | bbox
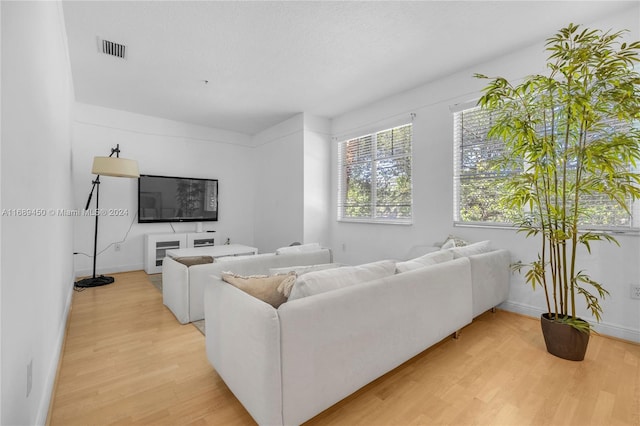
[1,2,4,422]
[71,103,256,277]
[329,8,640,342]
[1,2,75,424]
[251,114,305,252]
[250,113,332,253]
[303,115,331,247]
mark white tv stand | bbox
[144,232,216,274]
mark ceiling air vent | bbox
[100,39,126,59]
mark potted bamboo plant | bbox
[475,24,640,360]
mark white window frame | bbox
[337,123,413,225]
[453,104,639,232]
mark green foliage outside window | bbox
[340,124,412,222]
[455,107,637,228]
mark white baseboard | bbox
[36,274,74,425]
[75,263,145,279]
[499,300,640,343]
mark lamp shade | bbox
[91,156,140,178]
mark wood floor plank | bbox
[49,270,640,425]
[49,271,253,426]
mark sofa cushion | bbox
[275,243,321,255]
[214,253,271,263]
[269,263,342,297]
[269,263,341,277]
[404,245,440,260]
[450,240,493,258]
[395,250,454,273]
[221,271,296,308]
[440,234,469,249]
[287,260,396,301]
[272,264,341,297]
[173,255,214,267]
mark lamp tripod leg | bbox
[75,176,115,289]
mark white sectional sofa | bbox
[204,246,510,425]
[162,248,333,324]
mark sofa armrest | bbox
[161,257,190,324]
[188,253,281,323]
[469,249,511,317]
[277,257,473,425]
[204,279,283,426]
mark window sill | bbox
[454,221,640,235]
[338,218,413,226]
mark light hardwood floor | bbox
[49,270,640,425]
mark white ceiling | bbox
[62,1,638,136]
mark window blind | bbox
[338,123,413,224]
[453,105,638,229]
[453,106,517,224]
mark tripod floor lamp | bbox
[75,144,139,289]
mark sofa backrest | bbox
[188,248,333,322]
[398,246,511,317]
[278,257,473,425]
[287,259,396,301]
[202,248,331,276]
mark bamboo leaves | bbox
[476,24,640,331]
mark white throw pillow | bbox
[404,245,440,260]
[450,240,493,258]
[271,263,343,297]
[440,239,457,250]
[440,234,469,249]
[275,243,322,255]
[395,249,455,273]
[287,260,396,301]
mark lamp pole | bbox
[90,176,101,280]
[75,144,136,289]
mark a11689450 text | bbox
[1,208,129,217]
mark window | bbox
[338,123,412,224]
[453,106,517,225]
[453,105,639,230]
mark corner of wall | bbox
[250,113,304,148]
[250,114,306,252]
[303,113,331,135]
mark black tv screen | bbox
[138,174,218,223]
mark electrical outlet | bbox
[631,285,640,300]
[114,243,121,251]
[26,359,32,398]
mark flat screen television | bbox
[138,174,218,223]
